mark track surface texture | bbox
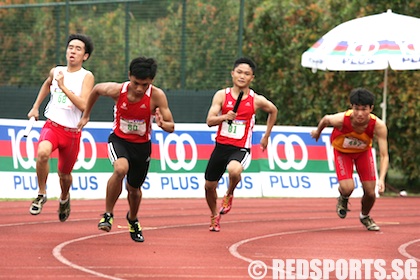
[1,197,419,279]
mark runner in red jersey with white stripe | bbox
[215,87,256,149]
[112,81,153,143]
[78,57,174,242]
[204,57,278,232]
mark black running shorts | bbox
[204,142,250,182]
[107,133,151,188]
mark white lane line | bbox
[229,225,361,278]
[52,231,126,280]
[398,239,420,262]
[52,223,207,279]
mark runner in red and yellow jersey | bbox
[311,88,389,231]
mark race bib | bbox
[52,90,73,109]
[342,136,367,149]
[220,120,246,139]
[120,118,146,136]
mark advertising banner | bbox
[0,119,371,199]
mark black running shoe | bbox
[58,198,71,222]
[29,194,47,215]
[336,196,349,219]
[126,212,144,242]
[360,216,380,231]
[98,212,114,232]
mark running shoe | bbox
[336,196,349,219]
[98,212,114,232]
[58,197,71,222]
[360,216,380,231]
[209,214,221,232]
[29,194,47,215]
[219,194,233,215]
[126,212,144,242]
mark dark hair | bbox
[349,88,375,106]
[67,34,94,60]
[129,57,158,80]
[233,57,256,74]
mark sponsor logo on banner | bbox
[0,120,374,198]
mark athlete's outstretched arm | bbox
[311,112,345,141]
[77,82,121,130]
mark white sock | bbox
[360,213,369,219]
[60,197,69,204]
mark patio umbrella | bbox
[301,9,420,123]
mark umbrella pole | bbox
[381,68,388,124]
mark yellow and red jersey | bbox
[331,110,376,153]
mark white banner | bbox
[0,119,376,199]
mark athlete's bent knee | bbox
[205,181,218,191]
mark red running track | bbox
[0,197,419,279]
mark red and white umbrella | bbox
[301,9,420,122]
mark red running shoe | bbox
[209,214,221,232]
[219,194,233,215]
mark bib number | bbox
[342,136,367,149]
[220,120,246,139]
[52,91,73,109]
[120,118,146,136]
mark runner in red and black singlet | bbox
[204,57,278,232]
[78,57,174,242]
